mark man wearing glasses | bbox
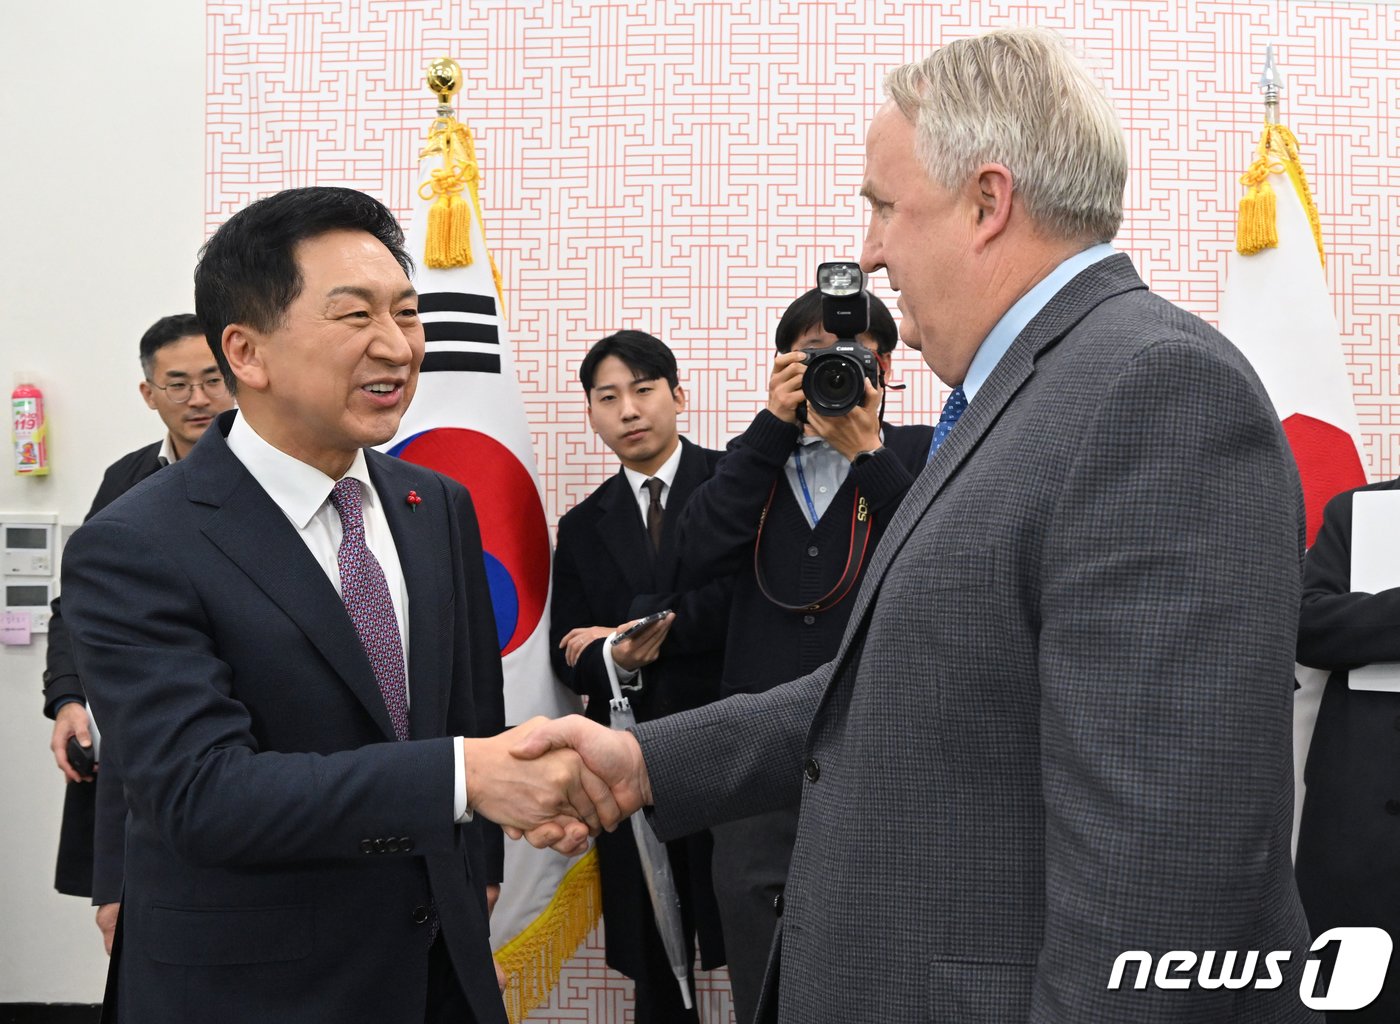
[42,313,235,953]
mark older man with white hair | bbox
[518,27,1318,1023]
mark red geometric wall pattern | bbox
[207,2,1400,1019]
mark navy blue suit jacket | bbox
[62,411,507,1024]
[45,439,164,900]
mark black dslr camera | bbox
[800,262,882,418]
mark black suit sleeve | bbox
[626,576,733,659]
[548,513,616,716]
[42,596,85,718]
[1298,486,1400,670]
[674,411,799,587]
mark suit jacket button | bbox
[773,891,784,917]
[386,838,400,853]
[374,838,387,853]
[803,614,815,625]
[412,905,430,925]
[804,758,820,782]
[360,839,374,854]
[807,546,819,557]
[400,837,414,853]
[1387,800,1400,817]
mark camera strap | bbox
[753,482,873,613]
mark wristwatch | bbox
[852,447,884,466]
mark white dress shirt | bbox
[620,438,683,522]
[157,434,178,467]
[226,414,471,822]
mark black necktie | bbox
[643,477,664,551]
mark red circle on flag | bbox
[1282,413,1368,547]
[393,428,549,655]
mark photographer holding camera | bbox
[673,275,932,1024]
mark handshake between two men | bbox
[463,715,651,855]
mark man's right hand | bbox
[766,351,809,424]
[508,715,652,852]
[51,702,94,783]
[462,719,624,851]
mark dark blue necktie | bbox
[927,386,968,463]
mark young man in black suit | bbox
[669,289,933,1024]
[43,313,235,950]
[550,331,728,1021]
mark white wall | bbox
[0,0,204,1001]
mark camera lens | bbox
[805,353,865,416]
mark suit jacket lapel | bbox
[836,254,1149,662]
[190,420,399,741]
[370,453,450,741]
[596,470,656,594]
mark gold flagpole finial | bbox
[426,57,462,116]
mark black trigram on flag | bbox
[419,291,501,374]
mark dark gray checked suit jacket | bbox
[634,254,1319,1023]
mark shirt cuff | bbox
[603,641,639,685]
[453,737,473,823]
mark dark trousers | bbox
[709,806,798,1024]
[426,933,474,1023]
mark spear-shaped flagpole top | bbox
[1258,43,1284,126]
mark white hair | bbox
[884,27,1127,243]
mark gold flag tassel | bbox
[1235,122,1326,266]
[420,117,475,269]
[418,116,508,307]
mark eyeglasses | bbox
[148,376,228,404]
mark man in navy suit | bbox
[550,331,728,1020]
[61,187,616,1023]
[43,312,235,951]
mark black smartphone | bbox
[610,609,672,645]
[66,736,96,777]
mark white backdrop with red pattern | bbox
[206,2,1400,1020]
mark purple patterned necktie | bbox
[328,478,410,741]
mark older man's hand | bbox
[462,718,624,850]
[506,715,652,852]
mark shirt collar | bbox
[157,434,178,467]
[226,412,375,530]
[961,242,1117,405]
[621,437,684,497]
